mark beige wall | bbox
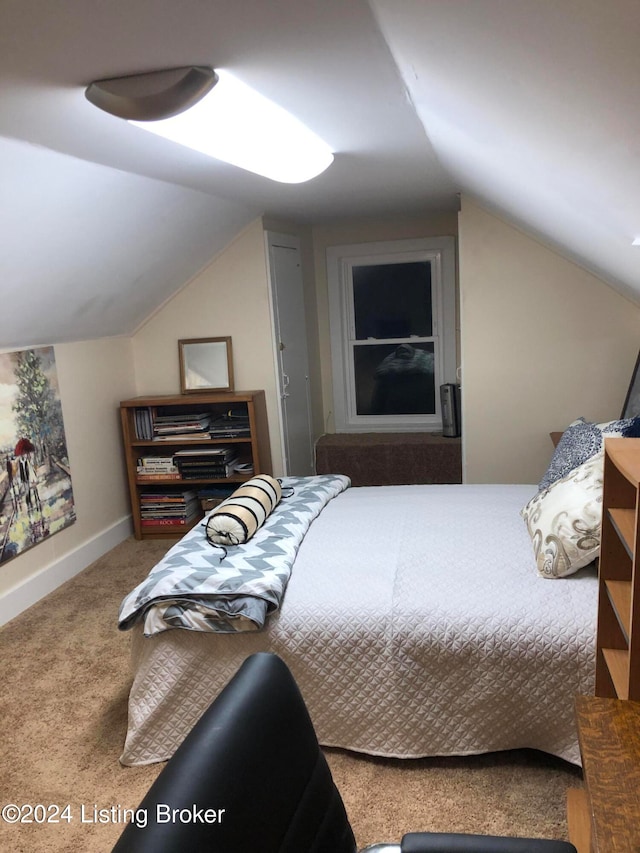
[131,217,284,475]
[311,213,460,433]
[459,197,640,484]
[0,337,135,603]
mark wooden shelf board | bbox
[608,508,636,557]
[606,579,632,641]
[121,390,261,406]
[602,647,630,699]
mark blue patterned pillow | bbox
[539,416,640,492]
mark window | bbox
[327,237,456,432]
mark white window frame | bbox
[327,237,456,432]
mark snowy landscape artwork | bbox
[0,347,75,564]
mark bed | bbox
[119,470,600,767]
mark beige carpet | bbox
[0,537,582,852]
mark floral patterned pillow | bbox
[522,452,603,578]
[539,416,640,492]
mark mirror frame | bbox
[178,337,234,394]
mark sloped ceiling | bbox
[1,0,639,347]
[372,0,640,304]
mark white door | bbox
[267,232,314,476]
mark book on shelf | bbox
[174,446,237,458]
[154,424,211,435]
[137,472,182,481]
[140,506,195,518]
[140,511,198,517]
[209,425,250,438]
[140,486,200,525]
[176,460,234,467]
[137,462,179,473]
[133,406,252,440]
[138,456,176,466]
[140,504,183,510]
[154,410,210,423]
[140,488,198,499]
[141,509,198,516]
[179,467,237,480]
[152,432,212,441]
[153,411,211,438]
[174,446,240,479]
[133,407,154,440]
[209,414,251,437]
[140,517,198,527]
[140,495,192,503]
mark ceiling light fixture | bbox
[85,66,334,184]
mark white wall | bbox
[0,337,136,623]
[131,218,284,475]
[459,197,640,484]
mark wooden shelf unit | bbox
[595,437,640,701]
[120,391,272,540]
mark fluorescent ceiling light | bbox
[633,237,640,246]
[126,69,334,183]
[86,67,334,183]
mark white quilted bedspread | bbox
[121,483,598,767]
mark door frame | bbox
[265,230,314,476]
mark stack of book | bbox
[152,411,212,441]
[134,407,154,440]
[139,488,200,528]
[136,455,180,481]
[209,410,251,438]
[174,447,239,479]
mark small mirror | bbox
[179,337,234,394]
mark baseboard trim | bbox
[0,515,133,627]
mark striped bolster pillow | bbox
[204,474,282,546]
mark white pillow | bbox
[521,452,603,578]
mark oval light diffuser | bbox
[85,66,218,121]
[129,69,334,183]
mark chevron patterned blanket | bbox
[118,474,350,636]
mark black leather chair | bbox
[112,653,577,853]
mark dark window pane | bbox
[354,342,436,415]
[352,262,432,340]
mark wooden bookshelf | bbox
[120,391,272,540]
[595,438,640,700]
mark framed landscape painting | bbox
[0,346,75,564]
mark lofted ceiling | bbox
[1,0,639,348]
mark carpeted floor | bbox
[0,537,582,852]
